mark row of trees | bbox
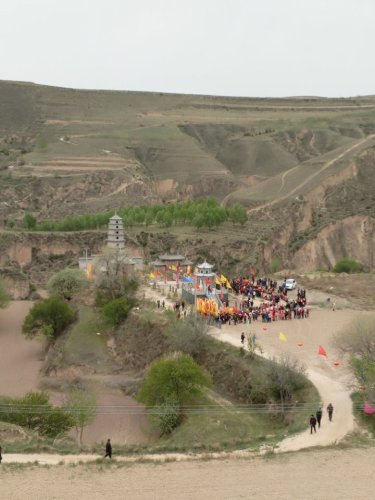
[24,198,247,231]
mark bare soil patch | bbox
[0,301,43,397]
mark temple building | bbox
[181,260,228,305]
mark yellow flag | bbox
[215,277,221,285]
[279,332,287,342]
[220,274,227,283]
[149,272,155,279]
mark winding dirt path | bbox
[212,308,362,451]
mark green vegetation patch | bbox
[33,198,247,231]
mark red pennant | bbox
[318,345,327,357]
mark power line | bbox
[0,402,372,416]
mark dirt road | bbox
[1,448,375,499]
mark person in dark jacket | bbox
[240,332,245,344]
[310,415,317,434]
[327,403,334,421]
[104,438,112,458]
[316,407,323,428]
[0,445,2,464]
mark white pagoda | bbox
[107,214,125,249]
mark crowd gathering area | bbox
[215,277,309,326]
[152,271,310,326]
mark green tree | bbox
[22,297,75,341]
[102,297,132,326]
[0,277,9,308]
[138,353,211,408]
[47,268,88,301]
[23,212,37,230]
[65,387,96,446]
[138,354,211,434]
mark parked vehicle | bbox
[285,278,296,290]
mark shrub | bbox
[23,212,37,230]
[22,297,75,341]
[333,258,361,273]
[0,277,9,308]
[270,257,282,273]
[102,297,132,326]
[0,391,73,437]
[47,268,88,301]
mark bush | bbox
[0,277,9,308]
[0,391,73,437]
[102,297,132,326]
[153,399,182,435]
[22,297,75,341]
[270,257,282,273]
[333,258,361,273]
[47,268,88,301]
[23,212,37,230]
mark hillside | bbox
[1,80,375,271]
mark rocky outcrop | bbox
[293,216,375,271]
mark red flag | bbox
[318,345,327,357]
[363,402,375,415]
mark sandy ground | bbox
[0,301,43,397]
[1,448,375,499]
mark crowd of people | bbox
[215,277,310,325]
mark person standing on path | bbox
[327,403,334,422]
[310,415,317,434]
[316,407,323,428]
[0,445,2,464]
[104,438,112,459]
[241,332,245,344]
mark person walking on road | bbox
[316,407,323,428]
[327,403,334,422]
[241,332,245,344]
[104,438,112,458]
[310,415,317,434]
[0,445,2,464]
